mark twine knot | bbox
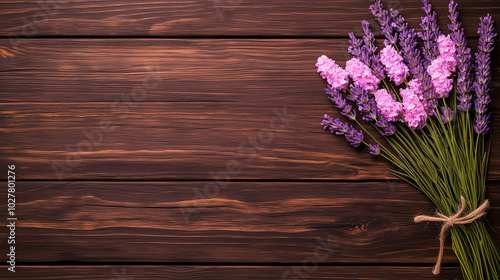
[414,196,489,275]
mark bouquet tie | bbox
[414,196,490,275]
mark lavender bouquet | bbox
[316,0,498,278]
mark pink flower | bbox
[374,89,402,122]
[346,57,380,92]
[380,44,409,85]
[427,56,454,98]
[400,88,427,129]
[437,35,457,72]
[407,79,424,100]
[316,55,349,90]
[426,35,457,98]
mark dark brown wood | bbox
[0,265,465,279]
[2,102,500,180]
[4,181,499,263]
[1,1,499,279]
[0,0,497,37]
[0,39,499,180]
[0,103,384,180]
[0,39,498,104]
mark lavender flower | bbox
[380,43,409,85]
[321,114,347,135]
[346,57,380,92]
[419,0,441,66]
[371,53,386,80]
[316,2,498,278]
[348,84,378,122]
[381,123,397,136]
[362,21,387,80]
[370,0,398,45]
[371,1,438,113]
[474,115,490,134]
[441,106,455,124]
[316,55,349,90]
[321,115,364,148]
[348,33,365,63]
[361,21,377,61]
[375,116,397,136]
[374,89,402,122]
[349,21,386,80]
[342,104,357,121]
[326,86,357,121]
[396,27,418,68]
[427,36,457,99]
[473,14,496,134]
[400,88,427,129]
[346,84,363,102]
[369,144,381,156]
[457,94,472,111]
[345,126,364,148]
[420,74,439,112]
[448,0,474,111]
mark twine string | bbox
[414,196,490,275]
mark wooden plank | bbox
[0,39,498,104]
[2,103,500,180]
[0,103,383,180]
[4,181,500,263]
[0,265,465,279]
[0,0,497,37]
[0,38,377,103]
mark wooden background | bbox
[0,0,499,279]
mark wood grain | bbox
[0,0,497,37]
[2,102,500,180]
[0,265,465,279]
[0,40,499,181]
[1,1,499,279]
[0,39,498,104]
[3,181,499,263]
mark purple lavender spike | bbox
[375,116,397,136]
[381,123,397,136]
[322,115,347,135]
[419,0,441,66]
[342,104,357,121]
[369,144,381,156]
[348,32,364,60]
[350,84,378,122]
[474,115,490,134]
[326,86,357,121]
[473,14,496,134]
[371,53,386,79]
[360,20,386,78]
[361,21,377,57]
[370,0,438,112]
[370,0,398,44]
[321,116,363,148]
[441,107,455,123]
[448,0,474,111]
[345,126,364,148]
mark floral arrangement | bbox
[316,0,498,279]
